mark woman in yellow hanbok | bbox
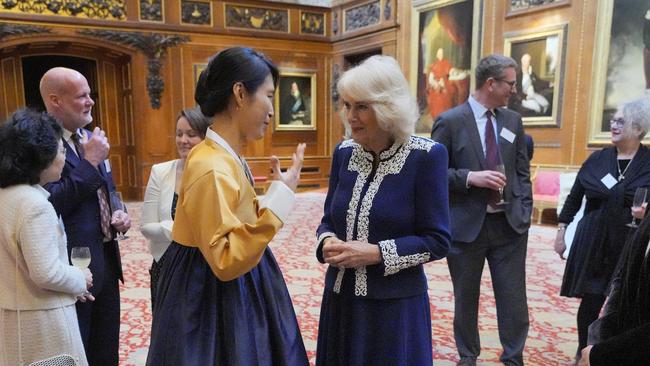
[146,47,308,365]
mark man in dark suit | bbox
[431,55,532,366]
[40,67,130,365]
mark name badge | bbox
[601,173,617,189]
[500,128,516,143]
[104,159,111,173]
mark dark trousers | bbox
[76,243,121,366]
[447,212,530,366]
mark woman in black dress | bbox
[554,96,650,358]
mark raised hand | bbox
[270,143,306,192]
[80,127,109,166]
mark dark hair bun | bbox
[195,47,279,118]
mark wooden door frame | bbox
[0,36,141,200]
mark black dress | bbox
[558,145,650,297]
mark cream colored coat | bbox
[141,159,178,261]
[0,184,87,366]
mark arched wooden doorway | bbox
[0,41,137,200]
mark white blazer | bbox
[141,159,178,261]
[0,185,86,310]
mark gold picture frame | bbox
[409,0,483,136]
[588,0,650,146]
[506,0,570,18]
[274,70,317,131]
[504,23,567,127]
[193,63,206,85]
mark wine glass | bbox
[109,191,129,240]
[71,247,91,296]
[495,164,508,206]
[626,187,648,228]
[71,246,91,269]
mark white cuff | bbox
[466,171,472,188]
[160,220,173,241]
[317,232,336,246]
[259,181,295,224]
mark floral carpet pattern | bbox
[119,192,578,365]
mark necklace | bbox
[617,155,635,181]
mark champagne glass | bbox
[71,246,91,269]
[495,164,508,206]
[109,191,129,240]
[626,187,648,228]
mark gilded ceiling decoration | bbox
[300,11,324,35]
[344,1,379,32]
[0,0,126,20]
[139,0,163,22]
[181,0,211,25]
[225,4,288,32]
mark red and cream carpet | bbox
[118,192,579,366]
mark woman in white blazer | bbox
[140,107,211,308]
[0,109,93,366]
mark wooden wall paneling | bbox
[100,60,124,189]
[0,56,22,122]
[400,0,602,169]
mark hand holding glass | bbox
[71,246,91,268]
[495,164,508,206]
[109,191,129,240]
[626,187,647,228]
[71,246,92,297]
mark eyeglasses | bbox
[609,118,626,127]
[495,78,517,88]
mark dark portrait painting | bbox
[600,0,650,132]
[275,72,316,130]
[414,0,477,135]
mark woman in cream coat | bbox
[0,109,93,366]
[140,107,211,308]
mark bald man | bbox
[41,67,130,365]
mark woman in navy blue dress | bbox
[315,55,451,365]
[146,47,308,365]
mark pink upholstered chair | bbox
[532,170,560,224]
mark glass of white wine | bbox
[71,246,91,296]
[109,191,129,240]
[71,246,91,269]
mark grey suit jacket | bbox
[431,101,532,243]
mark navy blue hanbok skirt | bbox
[316,289,433,365]
[146,242,308,366]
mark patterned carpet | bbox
[118,192,579,366]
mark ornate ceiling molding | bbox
[0,0,126,20]
[78,29,189,109]
[0,23,52,41]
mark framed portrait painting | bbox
[588,0,650,145]
[410,0,483,136]
[274,70,316,130]
[504,23,567,127]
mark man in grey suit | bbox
[431,54,532,366]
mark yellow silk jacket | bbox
[172,138,283,281]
